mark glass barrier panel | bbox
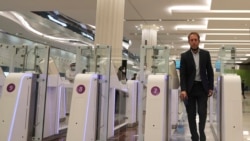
[217,46,236,75]
[95,45,111,140]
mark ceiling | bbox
[1,0,250,65]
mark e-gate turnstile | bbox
[66,73,98,141]
[0,73,38,141]
[66,45,112,141]
[217,74,243,141]
[212,46,243,141]
[137,45,172,141]
[144,74,171,141]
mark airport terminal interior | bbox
[1,0,250,141]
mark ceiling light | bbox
[87,24,96,29]
[240,58,248,60]
[199,44,204,48]
[168,6,210,13]
[81,32,94,41]
[204,48,219,50]
[205,33,250,35]
[181,44,204,49]
[181,45,189,49]
[175,25,207,30]
[206,18,250,21]
[206,49,219,52]
[235,61,243,63]
[168,0,212,13]
[135,24,164,31]
[207,28,249,31]
[172,10,250,14]
[236,48,250,50]
[204,40,250,43]
[243,131,249,135]
[246,54,250,56]
[202,43,250,45]
[47,15,67,27]
[180,35,206,41]
[209,10,250,13]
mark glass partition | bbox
[76,46,93,73]
[49,48,76,75]
[151,46,170,74]
[218,46,236,75]
[0,44,14,74]
[94,45,111,140]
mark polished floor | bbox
[49,92,250,141]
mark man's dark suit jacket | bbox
[180,49,214,95]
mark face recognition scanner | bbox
[0,72,38,141]
[39,58,72,138]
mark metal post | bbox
[138,45,146,141]
[166,75,171,140]
[33,46,50,141]
[218,76,223,141]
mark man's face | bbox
[188,34,200,51]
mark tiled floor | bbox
[170,121,215,141]
[49,92,250,141]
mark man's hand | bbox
[208,89,213,97]
[180,91,188,101]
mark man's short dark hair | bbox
[188,32,200,41]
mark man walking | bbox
[180,32,214,141]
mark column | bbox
[95,0,125,69]
[138,25,159,141]
[94,0,125,140]
[141,25,159,68]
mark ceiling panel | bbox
[1,0,250,64]
[211,0,250,10]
